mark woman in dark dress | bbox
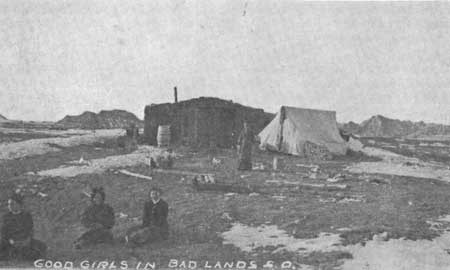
[0,192,47,261]
[125,186,169,246]
[74,187,115,249]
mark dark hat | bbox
[150,186,162,194]
[91,186,105,201]
[10,192,24,205]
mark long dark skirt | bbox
[238,147,252,171]
[74,228,113,248]
[0,239,47,261]
[125,225,168,246]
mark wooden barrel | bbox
[157,125,171,147]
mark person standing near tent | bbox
[237,121,254,170]
[0,192,47,261]
[125,186,169,246]
[74,187,115,249]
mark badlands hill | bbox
[341,115,450,138]
[56,110,143,129]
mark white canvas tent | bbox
[258,106,348,156]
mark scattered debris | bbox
[327,184,348,189]
[265,180,348,190]
[296,164,317,168]
[399,143,416,150]
[338,196,365,203]
[78,156,90,165]
[82,191,91,198]
[155,151,174,169]
[372,231,389,242]
[221,212,233,221]
[308,166,329,179]
[404,161,420,167]
[200,174,215,184]
[327,174,346,183]
[319,198,337,203]
[153,168,201,176]
[193,177,254,194]
[118,169,153,181]
[364,177,390,185]
[212,157,222,166]
[252,163,265,170]
[131,217,140,223]
[430,142,448,147]
[37,192,48,198]
[266,180,294,185]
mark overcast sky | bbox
[1,0,450,124]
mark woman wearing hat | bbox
[74,187,115,249]
[125,186,169,246]
[0,192,47,261]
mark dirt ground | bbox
[1,130,450,269]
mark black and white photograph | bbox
[1,1,450,269]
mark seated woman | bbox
[125,186,169,246]
[74,187,115,249]
[0,192,47,261]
